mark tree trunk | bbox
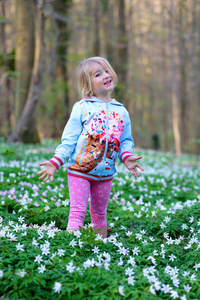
[0,1,12,134]
[54,0,72,119]
[15,0,34,123]
[189,0,200,154]
[178,0,188,150]
[117,0,128,80]
[9,1,46,143]
[93,0,101,56]
[169,0,181,155]
[115,0,128,104]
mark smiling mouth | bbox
[104,80,112,85]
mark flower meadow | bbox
[0,140,200,300]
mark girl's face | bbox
[89,62,114,101]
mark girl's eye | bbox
[95,73,101,77]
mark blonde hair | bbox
[76,56,118,99]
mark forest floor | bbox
[0,140,200,299]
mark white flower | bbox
[83,258,95,269]
[180,295,187,300]
[147,256,156,265]
[0,270,3,278]
[183,284,191,292]
[117,247,127,255]
[73,230,82,238]
[16,243,24,251]
[95,233,103,241]
[161,284,172,294]
[92,246,100,254]
[18,216,25,224]
[44,205,50,211]
[153,250,158,256]
[57,249,65,257]
[181,224,188,230]
[71,251,76,257]
[78,239,84,249]
[38,265,46,273]
[193,263,200,271]
[143,268,149,277]
[128,256,136,266]
[118,285,125,296]
[164,232,169,239]
[118,257,124,266]
[42,248,50,256]
[66,261,75,273]
[104,262,110,270]
[69,239,77,248]
[103,252,111,262]
[148,266,156,275]
[170,290,179,299]
[189,216,194,223]
[135,233,142,240]
[13,224,21,232]
[125,267,134,277]
[164,216,171,223]
[62,200,69,206]
[169,254,176,261]
[109,223,115,228]
[190,273,196,281]
[149,285,156,295]
[174,238,181,245]
[132,246,140,256]
[126,231,132,237]
[53,282,62,294]
[16,269,27,277]
[182,271,190,277]
[166,237,174,245]
[34,255,43,263]
[154,281,161,291]
[128,276,135,285]
[172,276,180,288]
[7,232,17,241]
[32,238,39,248]
[160,222,166,229]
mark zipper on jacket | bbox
[99,103,109,181]
[79,139,87,165]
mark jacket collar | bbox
[83,96,123,106]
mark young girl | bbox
[37,57,144,238]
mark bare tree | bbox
[116,0,128,103]
[177,0,188,150]
[0,1,13,134]
[93,0,101,56]
[9,1,46,143]
[169,0,181,155]
[15,0,35,124]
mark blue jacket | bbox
[50,97,134,181]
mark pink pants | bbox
[67,175,112,230]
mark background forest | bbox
[0,0,200,155]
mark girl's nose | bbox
[104,72,109,78]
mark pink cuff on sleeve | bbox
[49,156,63,170]
[120,151,133,163]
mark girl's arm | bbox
[36,161,57,182]
[50,102,83,169]
[37,102,83,181]
[118,109,144,177]
[123,155,144,177]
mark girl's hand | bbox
[36,161,57,182]
[124,156,144,177]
